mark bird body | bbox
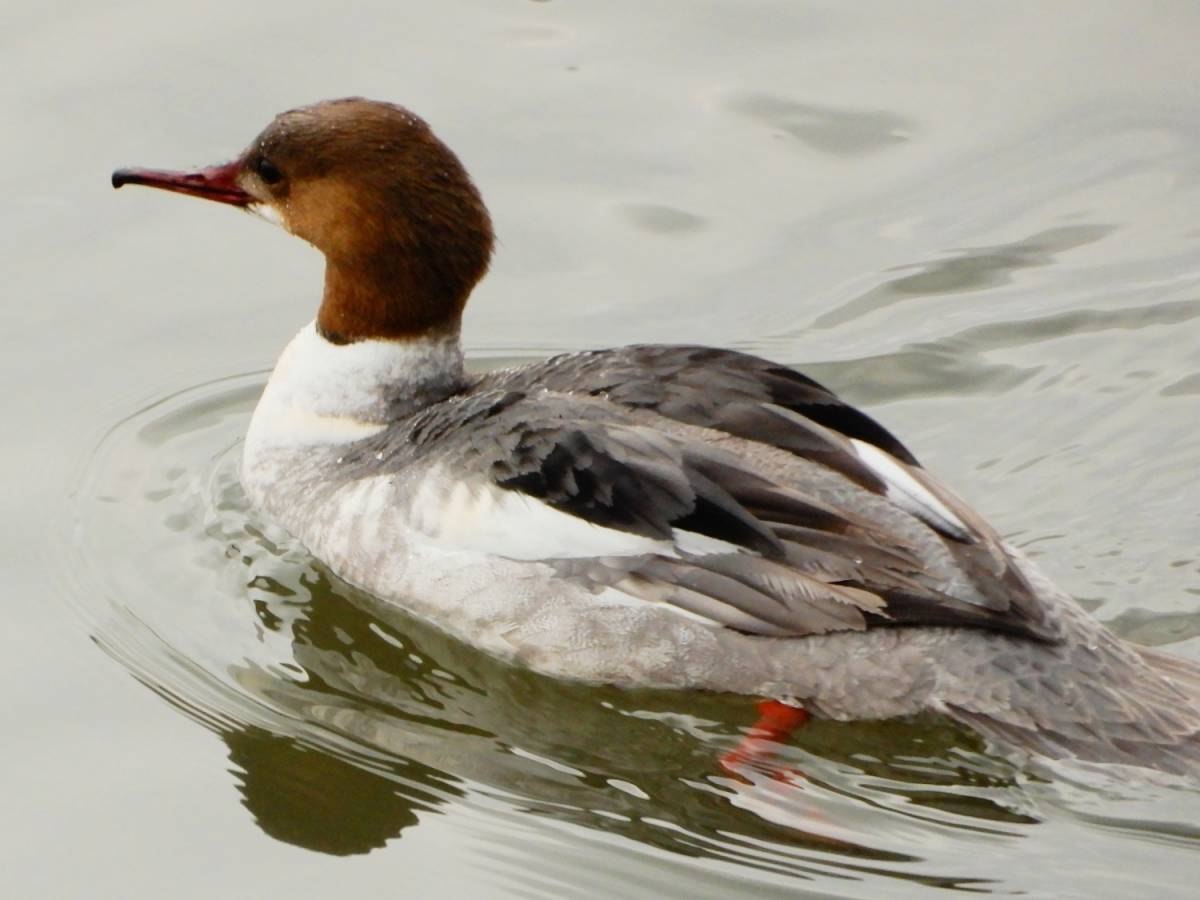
[114,98,1200,774]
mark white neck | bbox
[245,320,464,449]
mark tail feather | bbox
[945,642,1200,777]
[1136,645,1200,695]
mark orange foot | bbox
[719,698,810,776]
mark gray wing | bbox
[345,382,1056,643]
[478,343,920,466]
[478,345,1055,638]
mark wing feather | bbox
[356,347,1065,643]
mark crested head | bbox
[113,98,494,343]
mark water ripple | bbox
[65,375,1200,893]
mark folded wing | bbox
[351,376,1056,642]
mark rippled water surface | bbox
[7,1,1200,897]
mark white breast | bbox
[244,321,463,451]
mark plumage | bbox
[113,97,1200,776]
[306,358,1060,647]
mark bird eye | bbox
[254,156,283,185]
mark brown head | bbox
[113,98,494,343]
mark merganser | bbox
[113,98,1200,775]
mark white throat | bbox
[245,320,464,450]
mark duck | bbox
[112,97,1200,775]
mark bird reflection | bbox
[214,560,1033,869]
[224,727,430,855]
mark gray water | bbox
[4,1,1200,897]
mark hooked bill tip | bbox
[105,162,253,206]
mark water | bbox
[5,1,1200,896]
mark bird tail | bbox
[946,639,1200,777]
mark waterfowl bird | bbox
[113,98,1200,775]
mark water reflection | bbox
[217,552,1032,868]
[801,294,1200,405]
[1161,373,1200,397]
[225,727,430,855]
[814,225,1116,329]
[727,93,914,156]
[802,345,1038,403]
[618,202,708,235]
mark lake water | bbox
[5,1,1200,896]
